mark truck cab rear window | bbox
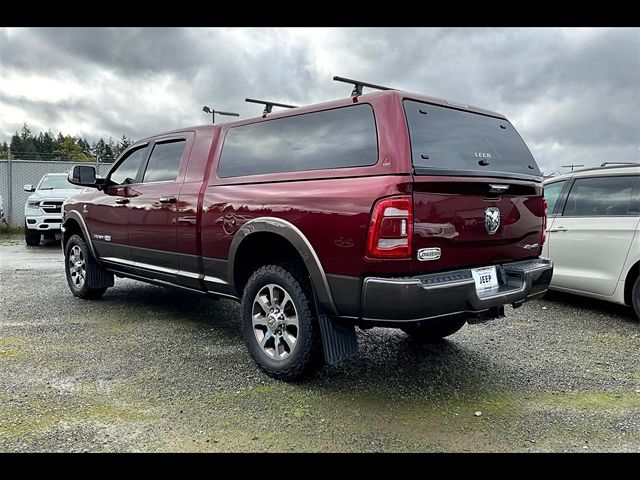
[218,104,378,178]
[404,99,541,181]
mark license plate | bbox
[471,266,499,291]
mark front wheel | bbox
[240,264,323,381]
[64,234,109,299]
[402,316,467,343]
[24,223,40,246]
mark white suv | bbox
[23,173,84,245]
[542,164,640,318]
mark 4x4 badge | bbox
[485,207,500,235]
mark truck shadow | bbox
[101,282,519,396]
[312,329,519,397]
[102,282,243,340]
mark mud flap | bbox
[318,314,358,365]
[86,260,115,289]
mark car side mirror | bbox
[23,184,35,192]
[68,165,101,188]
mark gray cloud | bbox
[0,27,638,174]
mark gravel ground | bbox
[1,232,639,452]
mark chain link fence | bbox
[0,160,114,227]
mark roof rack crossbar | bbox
[332,76,393,97]
[202,106,240,124]
[600,162,639,167]
[245,98,298,116]
[564,163,640,174]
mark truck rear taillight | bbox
[366,195,413,259]
[541,198,548,246]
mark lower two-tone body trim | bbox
[64,212,339,315]
[100,255,238,299]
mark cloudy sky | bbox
[0,27,638,175]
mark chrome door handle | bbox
[548,226,567,232]
[177,216,197,225]
[115,198,129,205]
[159,197,177,204]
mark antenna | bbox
[202,106,240,124]
[245,98,298,116]
[332,76,393,97]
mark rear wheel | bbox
[64,234,108,299]
[402,316,467,343]
[24,222,40,246]
[632,276,640,320]
[240,264,323,381]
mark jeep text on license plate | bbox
[471,266,499,291]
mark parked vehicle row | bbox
[61,79,553,380]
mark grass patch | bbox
[0,336,26,360]
[534,391,640,411]
[0,394,154,440]
[0,226,24,235]
[82,403,151,422]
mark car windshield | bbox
[38,175,83,190]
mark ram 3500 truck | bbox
[62,85,553,380]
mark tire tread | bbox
[241,264,323,381]
[64,234,110,300]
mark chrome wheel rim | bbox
[252,284,299,360]
[68,245,86,289]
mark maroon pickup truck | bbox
[62,80,553,380]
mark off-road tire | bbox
[402,316,467,343]
[241,264,323,381]
[64,234,108,299]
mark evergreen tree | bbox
[43,131,55,155]
[115,134,133,157]
[20,123,32,141]
[78,137,91,153]
[16,124,38,159]
[53,132,66,159]
[10,133,22,155]
[92,138,107,161]
[3,126,133,162]
[105,137,116,162]
[34,131,55,156]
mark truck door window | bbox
[109,146,148,185]
[142,140,186,183]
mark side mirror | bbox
[68,165,99,187]
[23,184,35,192]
